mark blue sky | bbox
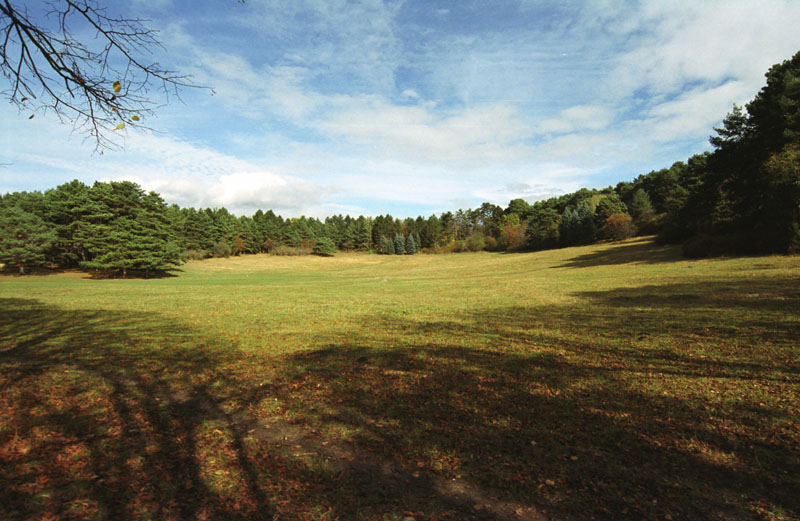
[2,0,799,217]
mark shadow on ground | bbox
[1,272,798,521]
[552,238,684,268]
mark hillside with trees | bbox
[2,52,798,276]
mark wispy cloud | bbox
[4,0,800,215]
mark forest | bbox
[1,51,798,276]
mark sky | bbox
[1,0,799,218]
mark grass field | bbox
[1,237,799,521]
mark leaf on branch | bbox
[28,114,35,119]
[115,123,125,130]
[113,81,122,93]
[131,115,140,121]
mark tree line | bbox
[1,52,798,276]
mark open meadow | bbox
[1,237,799,521]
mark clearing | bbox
[1,237,798,520]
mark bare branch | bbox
[0,0,205,152]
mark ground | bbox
[1,237,798,520]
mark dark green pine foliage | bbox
[668,51,800,253]
[0,203,57,274]
[394,233,406,255]
[559,203,595,246]
[526,206,560,251]
[628,189,655,226]
[405,233,418,254]
[313,236,337,256]
[43,180,91,265]
[379,235,395,254]
[593,194,629,237]
[81,181,182,277]
[354,217,372,251]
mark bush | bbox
[213,240,232,258]
[465,232,486,252]
[604,213,635,241]
[269,244,313,256]
[183,249,208,261]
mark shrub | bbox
[269,244,313,256]
[183,249,208,261]
[605,213,635,241]
[465,232,486,252]
[213,240,232,258]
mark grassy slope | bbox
[1,237,798,521]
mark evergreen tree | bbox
[80,181,182,277]
[355,217,372,251]
[394,233,406,254]
[406,233,418,254]
[593,194,628,235]
[0,204,56,274]
[314,236,337,256]
[628,189,655,226]
[380,235,395,254]
[526,206,560,250]
[43,179,91,265]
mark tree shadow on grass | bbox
[1,298,558,521]
[1,270,798,521]
[0,297,283,520]
[268,275,799,520]
[552,237,685,268]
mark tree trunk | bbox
[18,263,24,275]
[122,266,127,278]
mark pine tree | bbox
[406,233,418,254]
[380,235,395,254]
[628,189,655,226]
[0,204,56,274]
[80,181,182,277]
[314,236,337,256]
[394,233,406,254]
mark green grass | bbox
[1,237,798,520]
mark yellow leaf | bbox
[113,81,121,93]
[131,115,140,121]
[115,123,125,130]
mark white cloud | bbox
[538,105,615,134]
[315,99,534,166]
[637,80,752,142]
[144,171,325,215]
[604,0,800,99]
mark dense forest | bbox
[2,52,798,276]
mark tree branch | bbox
[0,0,205,152]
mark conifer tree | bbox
[406,233,418,254]
[628,189,655,226]
[380,235,395,254]
[80,181,182,277]
[394,233,406,254]
[0,204,56,274]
